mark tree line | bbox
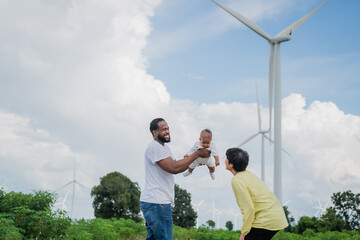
[0,171,359,239]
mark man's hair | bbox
[226,148,249,172]
[200,129,212,138]
[149,118,165,135]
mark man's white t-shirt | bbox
[140,140,175,207]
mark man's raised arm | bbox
[157,148,210,174]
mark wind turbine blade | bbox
[63,192,69,202]
[56,181,74,191]
[268,44,275,142]
[324,199,331,209]
[212,0,272,41]
[256,84,262,131]
[276,0,330,38]
[75,181,90,190]
[354,135,360,142]
[264,134,291,156]
[283,200,290,206]
[237,133,259,147]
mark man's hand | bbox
[197,148,211,158]
[215,156,220,166]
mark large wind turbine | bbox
[237,86,290,181]
[212,0,329,203]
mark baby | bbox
[183,129,220,180]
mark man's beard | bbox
[158,134,171,143]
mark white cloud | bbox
[0,111,94,191]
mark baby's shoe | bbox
[183,170,192,177]
[210,172,215,180]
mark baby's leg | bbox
[206,156,216,180]
[207,156,216,172]
[183,162,198,177]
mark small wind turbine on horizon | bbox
[209,200,223,229]
[229,211,240,231]
[314,198,331,217]
[237,86,290,181]
[212,0,330,203]
[56,159,89,218]
[192,200,204,228]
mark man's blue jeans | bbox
[140,201,173,240]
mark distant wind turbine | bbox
[314,198,331,217]
[229,211,240,230]
[212,0,329,203]
[56,159,89,218]
[237,86,290,181]
[208,200,223,229]
[192,200,204,228]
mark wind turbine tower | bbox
[212,0,329,203]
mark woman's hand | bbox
[239,234,245,240]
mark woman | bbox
[225,148,288,240]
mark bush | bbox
[66,218,147,240]
[0,216,23,239]
[0,189,71,239]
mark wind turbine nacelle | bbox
[270,35,291,44]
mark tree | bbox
[317,207,346,232]
[295,216,319,234]
[331,190,360,230]
[225,220,233,231]
[283,206,295,232]
[0,189,71,239]
[172,184,197,229]
[91,171,141,221]
[206,220,215,229]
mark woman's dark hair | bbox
[149,118,165,135]
[226,148,249,172]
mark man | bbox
[140,118,210,240]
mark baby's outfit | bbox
[183,140,218,180]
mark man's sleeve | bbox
[231,179,255,236]
[149,144,172,164]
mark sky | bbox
[0,0,359,230]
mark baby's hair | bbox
[200,129,212,138]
